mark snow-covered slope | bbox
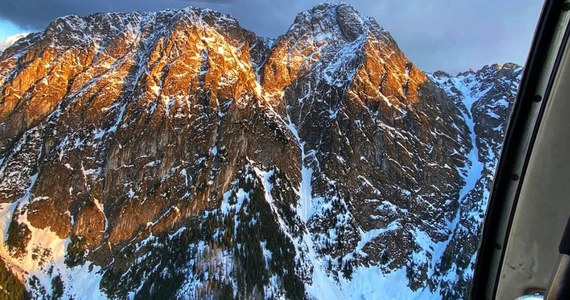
[0,4,522,299]
[0,33,30,52]
[429,63,522,298]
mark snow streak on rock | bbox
[429,63,522,298]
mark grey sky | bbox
[0,0,544,74]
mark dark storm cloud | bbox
[0,0,189,30]
[0,0,544,73]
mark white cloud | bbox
[0,33,30,51]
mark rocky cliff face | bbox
[261,4,472,293]
[0,4,521,299]
[429,63,522,298]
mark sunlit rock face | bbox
[0,4,520,299]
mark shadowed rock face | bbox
[0,4,521,299]
[430,63,522,298]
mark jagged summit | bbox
[434,62,523,78]
[36,6,255,50]
[482,62,522,70]
[475,62,522,78]
[47,6,242,31]
[285,3,395,46]
[259,2,424,109]
[288,3,367,41]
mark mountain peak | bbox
[501,62,522,69]
[288,2,367,42]
[481,62,522,71]
[40,6,245,45]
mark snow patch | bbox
[0,33,30,51]
[0,202,106,299]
